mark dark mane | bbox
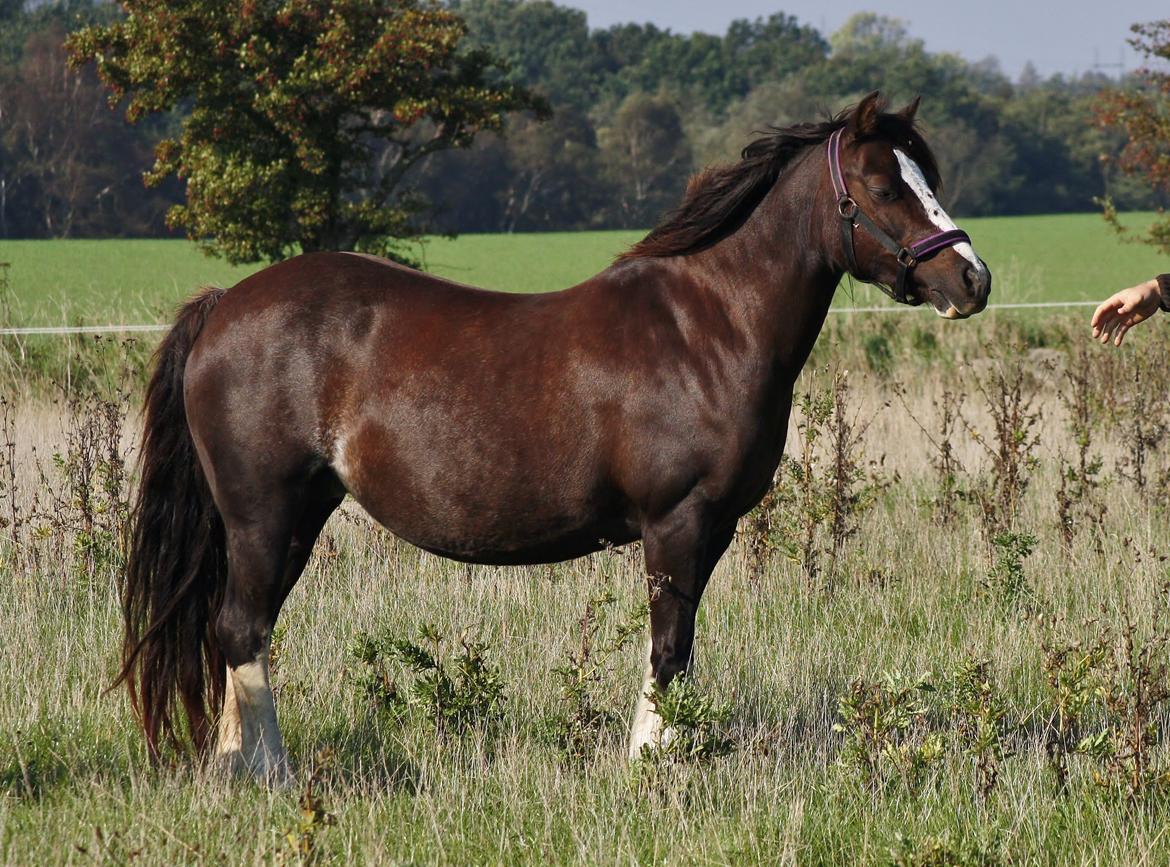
[619,103,941,261]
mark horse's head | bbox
[827,92,991,319]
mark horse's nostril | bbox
[963,264,989,296]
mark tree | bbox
[66,0,546,264]
[450,0,604,112]
[722,13,827,92]
[599,92,692,228]
[1096,19,1170,252]
[496,108,606,232]
[0,23,173,238]
[614,29,734,111]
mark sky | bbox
[566,1,1167,80]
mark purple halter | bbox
[827,127,971,304]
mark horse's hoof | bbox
[627,725,678,760]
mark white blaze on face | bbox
[893,149,986,276]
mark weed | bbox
[964,360,1041,537]
[0,396,20,547]
[275,749,338,866]
[897,387,966,526]
[1056,347,1106,550]
[1115,355,1169,495]
[888,830,1002,867]
[351,624,505,736]
[42,383,132,581]
[1084,611,1170,801]
[750,369,884,588]
[348,630,405,718]
[980,533,1038,614]
[539,590,648,761]
[1040,624,1106,795]
[834,671,944,795]
[640,675,734,763]
[774,383,834,586]
[942,657,1013,801]
[826,370,888,572]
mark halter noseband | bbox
[827,127,971,304]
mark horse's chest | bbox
[707,404,791,517]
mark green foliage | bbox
[752,383,834,584]
[1040,626,1107,795]
[598,92,692,229]
[745,369,884,587]
[641,676,734,763]
[838,661,1014,801]
[350,623,505,735]
[965,362,1042,537]
[450,0,604,112]
[274,750,338,866]
[888,830,1003,867]
[539,591,647,762]
[1085,613,1170,800]
[1095,19,1170,253]
[981,533,1038,614]
[0,1,1155,240]
[942,657,1013,800]
[834,671,944,794]
[66,0,545,263]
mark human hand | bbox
[1090,279,1162,347]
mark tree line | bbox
[0,0,1160,248]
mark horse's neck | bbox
[690,157,841,385]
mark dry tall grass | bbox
[2,314,1170,865]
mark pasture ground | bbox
[3,225,1170,865]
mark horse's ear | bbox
[898,96,922,124]
[851,91,886,136]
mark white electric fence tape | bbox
[0,300,1102,337]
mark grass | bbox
[0,212,1166,325]
[3,315,1170,863]
[3,217,1170,863]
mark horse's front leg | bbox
[629,504,734,759]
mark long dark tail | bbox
[115,286,228,760]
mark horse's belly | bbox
[355,490,638,565]
[334,430,636,565]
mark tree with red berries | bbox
[67,0,546,263]
[1096,20,1170,253]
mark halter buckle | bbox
[897,248,918,268]
[837,196,859,220]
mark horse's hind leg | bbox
[214,484,342,780]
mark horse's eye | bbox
[868,186,899,202]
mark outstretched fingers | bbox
[1092,297,1139,346]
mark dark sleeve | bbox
[1157,274,1170,313]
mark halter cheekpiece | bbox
[827,127,971,304]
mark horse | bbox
[117,91,990,784]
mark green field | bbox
[0,212,1166,325]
